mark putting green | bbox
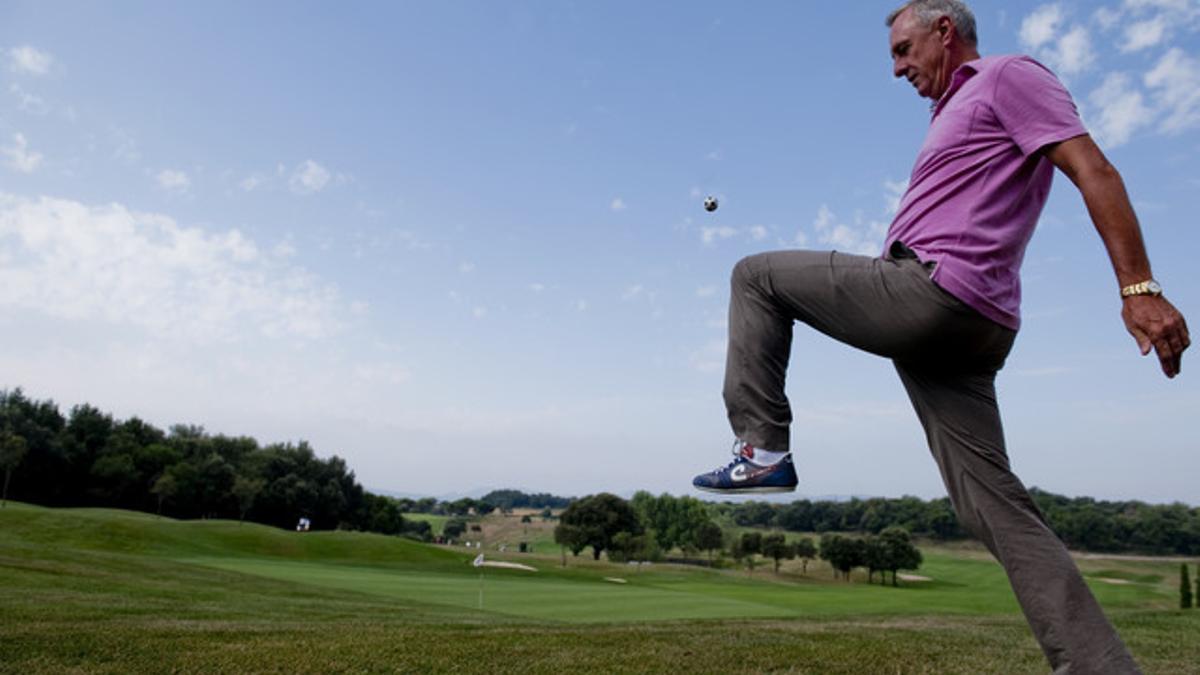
[181,557,798,623]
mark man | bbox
[691,0,1189,671]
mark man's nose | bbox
[893,60,907,79]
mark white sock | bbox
[746,445,789,467]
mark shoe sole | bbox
[694,485,797,494]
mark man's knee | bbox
[730,253,768,291]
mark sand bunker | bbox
[897,574,933,582]
[603,577,627,584]
[1095,577,1132,585]
[477,561,537,572]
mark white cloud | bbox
[700,226,738,245]
[1054,26,1095,75]
[156,169,190,193]
[610,197,627,212]
[2,133,42,173]
[748,225,768,241]
[529,283,545,293]
[574,299,588,312]
[1088,72,1154,147]
[0,194,343,343]
[8,46,53,76]
[1122,15,1169,51]
[1093,7,1122,31]
[1019,6,1094,76]
[289,159,331,195]
[458,261,476,274]
[9,83,47,114]
[621,284,644,301]
[1145,47,1200,134]
[111,128,141,165]
[884,179,909,215]
[811,204,887,256]
[472,306,487,319]
[695,285,717,298]
[1020,5,1064,50]
[240,173,267,192]
[813,205,836,231]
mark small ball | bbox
[703,196,718,212]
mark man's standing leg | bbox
[895,363,1141,674]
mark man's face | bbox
[890,8,949,100]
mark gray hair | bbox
[886,0,978,48]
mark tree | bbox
[553,523,588,566]
[609,531,659,563]
[863,536,887,584]
[232,476,265,523]
[820,534,865,581]
[557,493,642,561]
[880,527,923,586]
[150,471,178,516]
[761,533,796,574]
[794,537,817,575]
[696,521,724,563]
[443,518,467,539]
[0,427,28,507]
[1183,564,1194,609]
[736,532,763,575]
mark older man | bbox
[692,0,1188,671]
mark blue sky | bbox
[1,1,1196,503]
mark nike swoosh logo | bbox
[730,464,775,482]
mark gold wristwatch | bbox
[1120,279,1163,298]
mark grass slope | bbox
[3,501,1198,673]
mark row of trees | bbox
[5,388,1196,559]
[716,490,1200,556]
[0,389,428,539]
[552,492,924,583]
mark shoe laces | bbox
[710,439,750,473]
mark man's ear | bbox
[937,16,955,46]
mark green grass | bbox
[3,501,1198,674]
[403,512,451,535]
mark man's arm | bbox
[1044,134,1190,378]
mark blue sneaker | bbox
[692,441,798,494]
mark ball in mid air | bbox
[703,196,718,212]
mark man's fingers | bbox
[1154,338,1182,377]
[1130,326,1152,355]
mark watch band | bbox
[1120,279,1163,298]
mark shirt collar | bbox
[931,59,981,118]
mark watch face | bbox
[1147,280,1163,294]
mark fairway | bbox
[3,502,1198,674]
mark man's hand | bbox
[1122,294,1189,377]
[1044,135,1189,379]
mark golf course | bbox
[2,501,1198,673]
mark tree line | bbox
[0,389,427,539]
[715,490,1200,556]
[4,388,1196,557]
[553,491,924,583]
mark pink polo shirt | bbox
[882,55,1088,330]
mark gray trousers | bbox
[723,248,1140,674]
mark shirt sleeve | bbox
[992,56,1088,156]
